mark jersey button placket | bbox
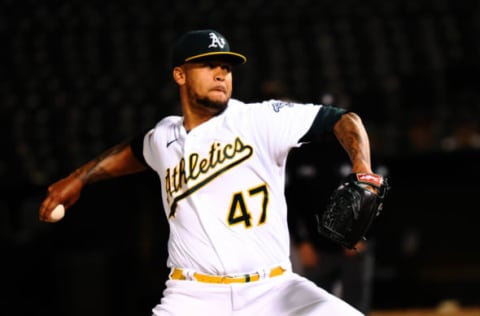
[182,132,194,189]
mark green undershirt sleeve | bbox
[300,106,348,142]
[130,131,149,167]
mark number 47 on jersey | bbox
[227,183,269,228]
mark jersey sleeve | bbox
[243,100,348,165]
[142,128,160,172]
[130,130,150,167]
[127,123,161,172]
[245,100,321,164]
[140,116,181,172]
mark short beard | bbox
[195,95,229,115]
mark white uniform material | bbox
[143,99,363,315]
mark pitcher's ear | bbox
[173,66,185,84]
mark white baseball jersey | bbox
[142,98,321,275]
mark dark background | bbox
[1,0,479,315]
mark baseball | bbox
[49,204,65,222]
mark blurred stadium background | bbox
[1,0,479,315]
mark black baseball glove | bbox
[315,173,389,249]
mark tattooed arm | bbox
[333,112,373,174]
[39,140,147,222]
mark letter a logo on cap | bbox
[208,32,226,48]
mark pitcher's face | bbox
[175,60,233,114]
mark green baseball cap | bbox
[172,29,247,67]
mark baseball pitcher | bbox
[39,29,388,316]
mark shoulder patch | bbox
[271,101,294,113]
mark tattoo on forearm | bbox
[342,132,368,167]
[73,141,130,184]
[336,115,370,170]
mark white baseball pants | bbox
[152,271,363,316]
